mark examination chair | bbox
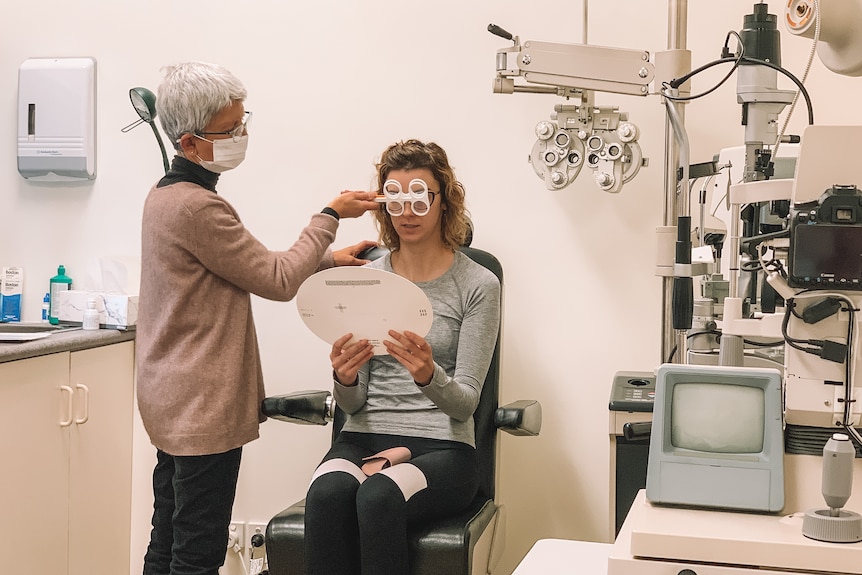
[262,246,542,575]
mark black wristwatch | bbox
[321,206,340,220]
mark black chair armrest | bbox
[494,400,542,436]
[262,390,334,425]
[622,421,652,441]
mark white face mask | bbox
[194,135,248,173]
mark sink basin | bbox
[0,323,68,333]
[0,323,80,341]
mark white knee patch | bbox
[378,463,428,501]
[309,458,366,488]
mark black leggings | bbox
[304,432,478,575]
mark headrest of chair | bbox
[463,217,473,247]
[357,218,474,262]
[358,246,390,262]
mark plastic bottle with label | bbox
[82,298,100,330]
[48,265,72,325]
[41,293,50,323]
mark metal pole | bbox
[583,0,589,44]
[661,0,689,364]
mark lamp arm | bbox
[149,122,170,174]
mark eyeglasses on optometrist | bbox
[197,111,252,142]
[376,178,438,216]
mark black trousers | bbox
[142,447,242,575]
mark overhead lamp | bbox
[121,87,169,174]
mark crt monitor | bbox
[645,363,784,513]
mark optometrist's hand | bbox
[333,239,378,267]
[384,330,435,386]
[328,190,379,219]
[331,333,374,386]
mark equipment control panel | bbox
[609,371,655,412]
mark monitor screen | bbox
[671,383,764,453]
[789,224,862,286]
[646,363,784,513]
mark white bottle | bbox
[82,298,100,331]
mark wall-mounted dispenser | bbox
[17,57,97,181]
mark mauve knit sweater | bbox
[136,158,338,456]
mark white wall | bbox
[2,2,861,574]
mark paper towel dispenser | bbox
[17,57,97,181]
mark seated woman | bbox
[303,139,502,575]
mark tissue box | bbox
[56,290,138,329]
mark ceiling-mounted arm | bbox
[488,24,655,97]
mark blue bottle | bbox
[41,293,50,323]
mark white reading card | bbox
[296,267,433,355]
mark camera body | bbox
[788,184,862,290]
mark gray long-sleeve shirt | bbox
[334,251,501,447]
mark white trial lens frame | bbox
[376,178,431,216]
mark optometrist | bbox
[135,61,379,575]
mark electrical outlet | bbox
[228,521,245,549]
[246,522,267,550]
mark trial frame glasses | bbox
[376,178,438,216]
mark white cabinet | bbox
[0,351,70,575]
[0,341,134,575]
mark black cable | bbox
[717,330,784,348]
[761,257,786,277]
[784,339,821,357]
[740,260,764,272]
[742,338,784,348]
[661,31,745,103]
[686,329,783,349]
[666,57,814,125]
[686,329,721,341]
[781,301,824,356]
[740,229,790,247]
[789,303,805,320]
[833,298,857,427]
[684,350,785,365]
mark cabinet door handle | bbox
[59,385,74,427]
[75,383,90,425]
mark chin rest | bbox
[261,246,541,575]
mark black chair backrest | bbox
[331,246,503,501]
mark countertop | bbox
[512,539,610,574]
[0,327,136,364]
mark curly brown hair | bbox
[373,139,470,251]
